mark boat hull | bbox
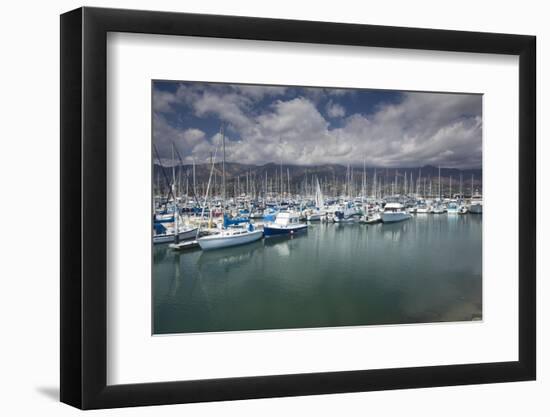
[153,227,198,244]
[334,217,358,223]
[198,229,263,250]
[469,203,483,214]
[307,213,322,221]
[381,212,411,223]
[363,214,382,224]
[264,224,308,237]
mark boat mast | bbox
[438,166,441,200]
[171,143,176,202]
[196,144,219,239]
[192,158,196,198]
[423,177,426,198]
[287,168,290,198]
[373,168,377,199]
[418,168,422,197]
[280,160,283,200]
[363,159,366,199]
[221,124,226,202]
[156,167,160,200]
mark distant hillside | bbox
[153,162,482,197]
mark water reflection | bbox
[197,241,263,269]
[153,215,482,334]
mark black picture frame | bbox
[60,6,536,410]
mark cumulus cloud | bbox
[153,83,482,169]
[231,84,288,99]
[152,113,208,164]
[152,90,177,113]
[326,100,346,118]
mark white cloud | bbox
[325,100,346,118]
[152,113,208,164]
[231,85,287,99]
[153,84,482,169]
[326,88,352,96]
[152,90,177,112]
[192,92,253,129]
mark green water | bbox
[153,214,482,334]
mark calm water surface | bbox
[153,214,482,334]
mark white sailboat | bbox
[198,224,263,250]
[307,178,326,221]
[154,144,198,245]
[431,204,446,214]
[414,198,432,214]
[195,131,264,250]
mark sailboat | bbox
[153,222,198,244]
[307,177,326,221]
[153,144,198,244]
[198,223,263,250]
[431,165,446,214]
[415,201,432,214]
[431,204,446,214]
[196,129,264,250]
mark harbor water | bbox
[153,214,482,334]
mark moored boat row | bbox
[153,142,481,251]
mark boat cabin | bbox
[383,203,405,212]
[274,212,301,226]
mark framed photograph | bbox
[60,7,536,409]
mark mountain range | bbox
[154,162,482,185]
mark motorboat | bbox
[263,211,308,237]
[306,209,326,221]
[381,203,411,223]
[334,201,360,223]
[447,200,460,214]
[469,194,483,214]
[415,203,431,214]
[360,212,382,224]
[431,204,447,214]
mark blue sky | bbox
[152,81,482,169]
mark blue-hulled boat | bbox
[263,212,307,237]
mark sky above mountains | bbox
[152,80,482,169]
